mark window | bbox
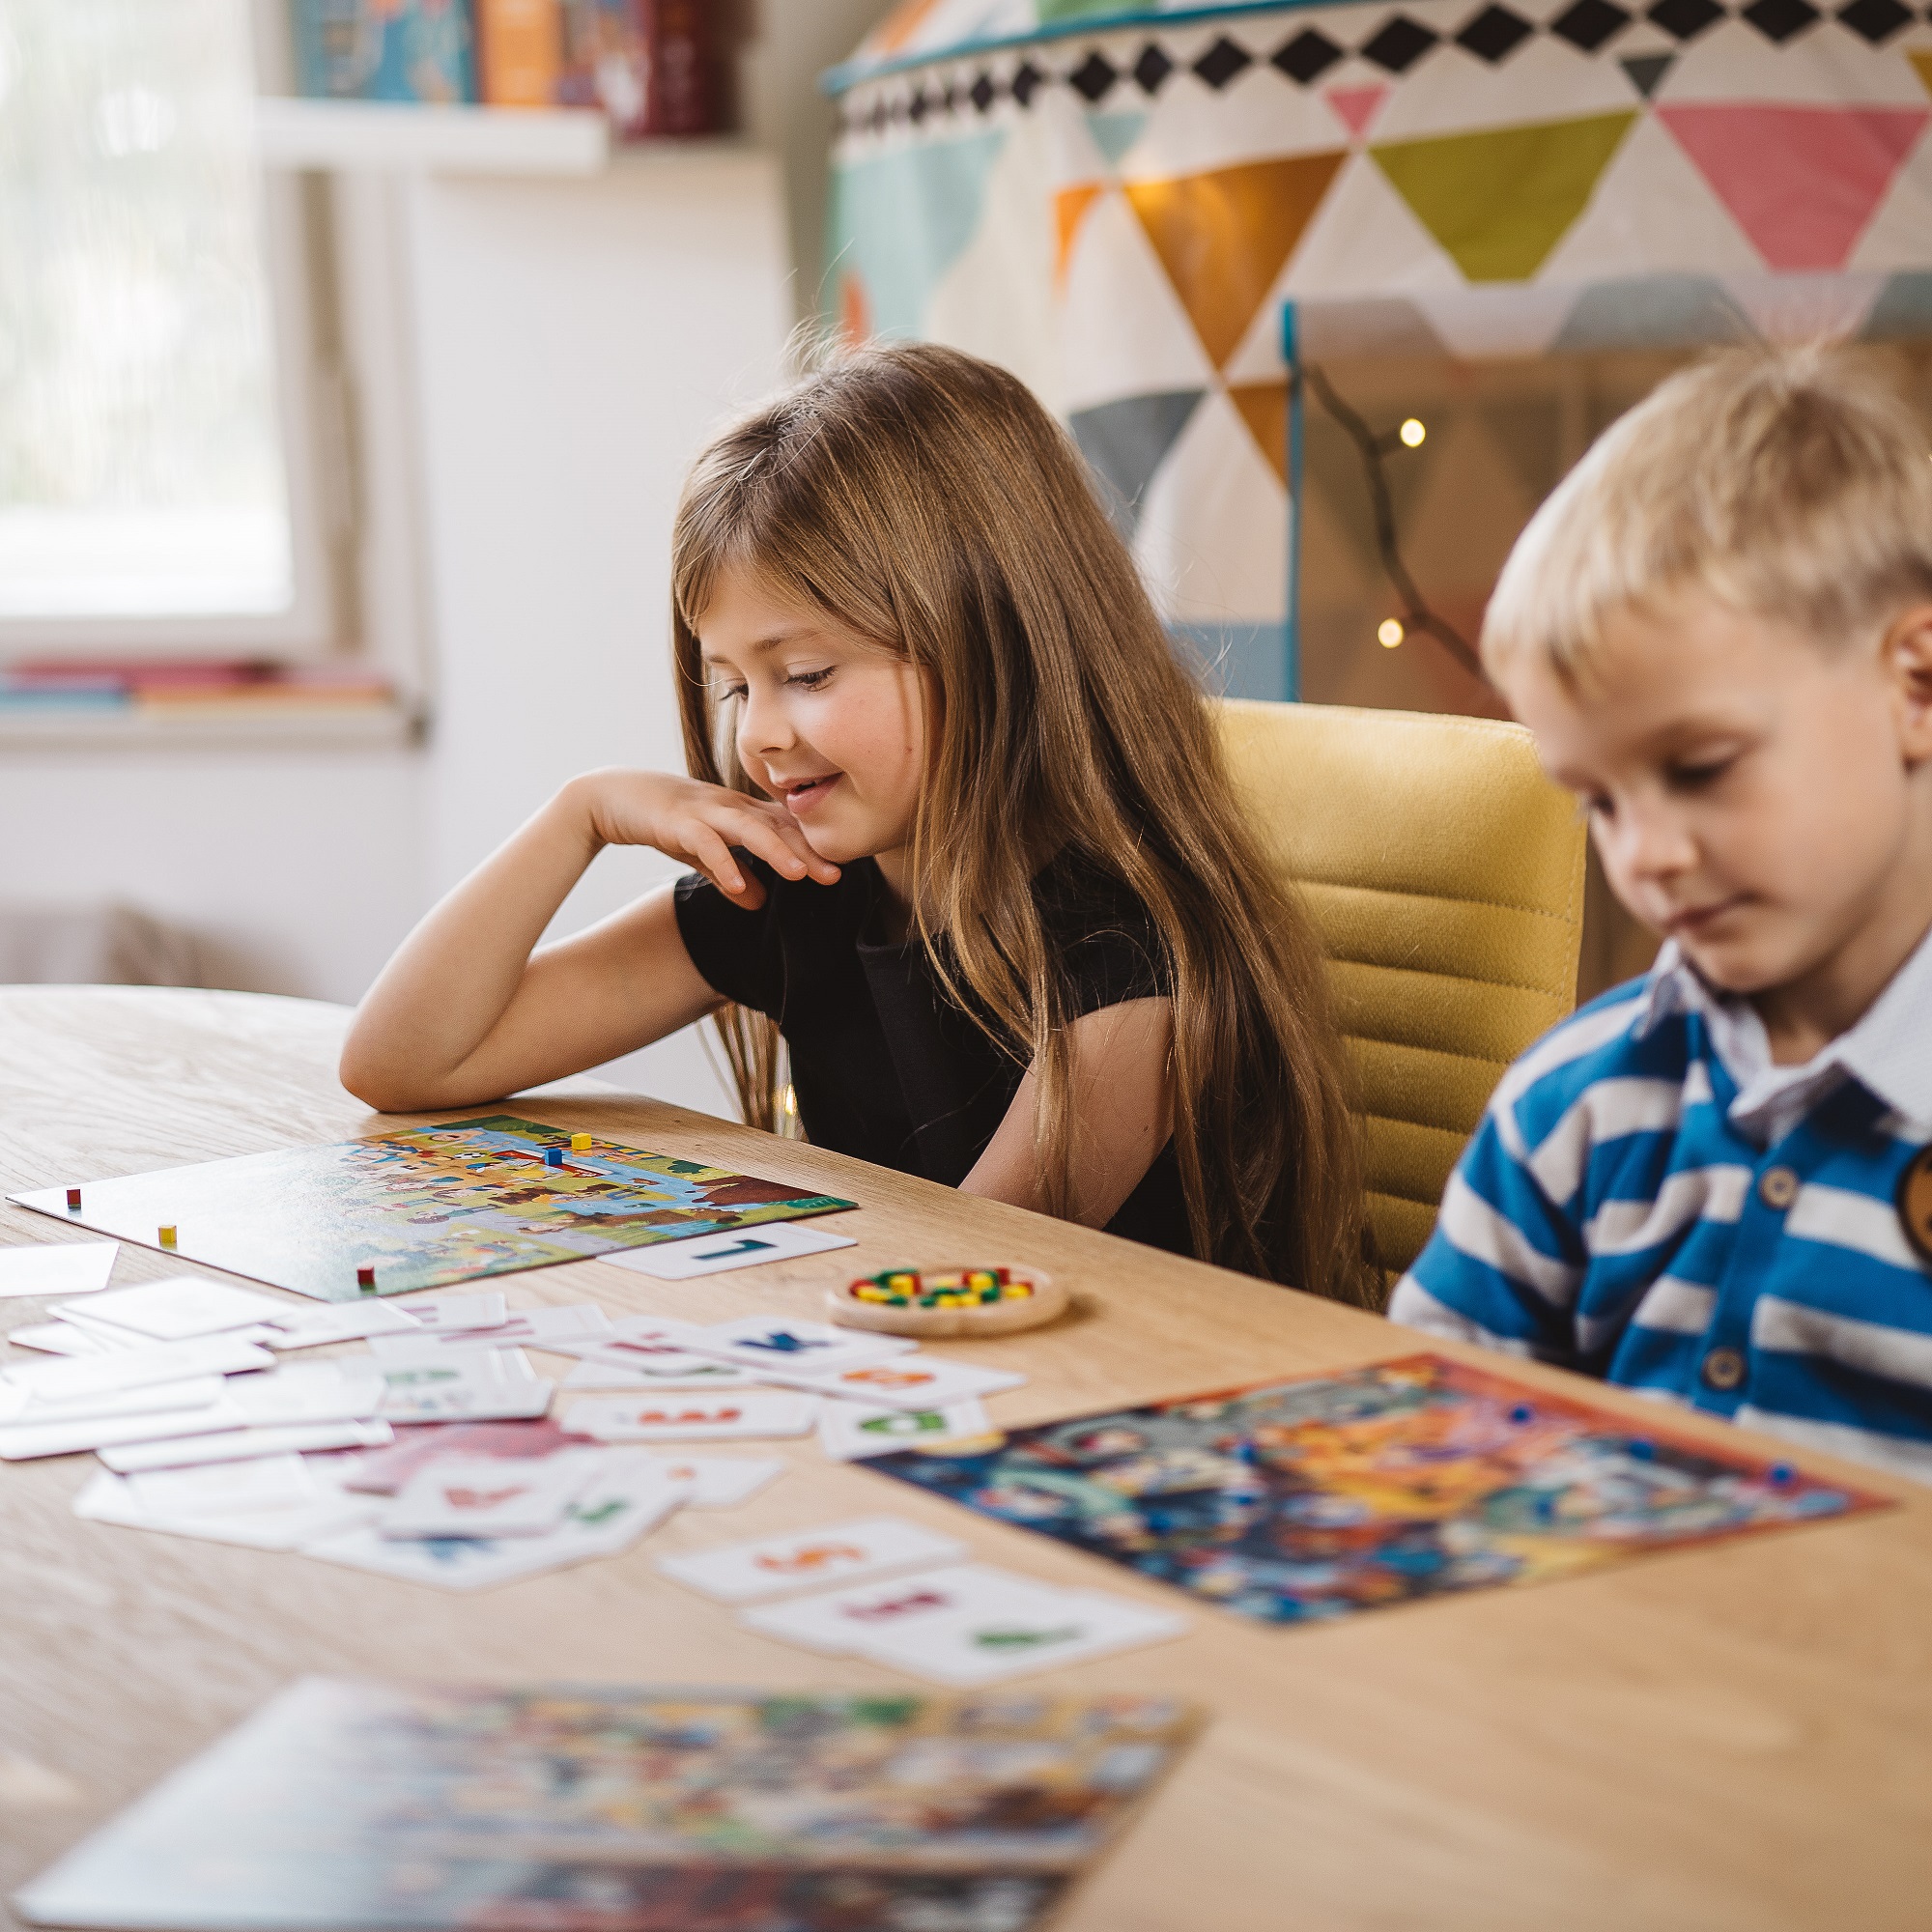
[0,0,331,652]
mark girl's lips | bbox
[781,773,842,817]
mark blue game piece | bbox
[1627,1438,1656,1461]
[544,1149,563,1168]
[1508,1404,1533,1424]
[1769,1463,1796,1486]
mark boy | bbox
[1388,346,1932,1480]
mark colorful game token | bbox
[571,1133,592,1153]
[828,1265,1065,1340]
[544,1149,564,1169]
[356,1264,378,1293]
[157,1224,177,1249]
[65,1187,81,1211]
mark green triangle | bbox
[1086,107,1146,169]
[1372,112,1636,283]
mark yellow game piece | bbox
[571,1133,591,1152]
[157,1225,177,1248]
[1002,1284,1031,1299]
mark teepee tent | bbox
[826,0,1932,697]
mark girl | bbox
[342,343,1374,1301]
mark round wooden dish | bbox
[827,1265,1065,1339]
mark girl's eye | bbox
[1667,756,1732,791]
[786,667,834,691]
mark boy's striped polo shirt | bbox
[1388,932,1932,1482]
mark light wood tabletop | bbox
[1,986,1928,1932]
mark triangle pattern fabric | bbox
[1658,105,1930,272]
[1371,113,1636,283]
[1228,381,1289,485]
[1909,52,1932,101]
[1619,54,1673,101]
[1069,389,1206,536]
[1326,85,1389,143]
[1125,153,1347,367]
[1054,182,1105,289]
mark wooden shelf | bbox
[0,700,424,751]
[253,98,611,176]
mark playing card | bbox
[739,1563,1073,1655]
[128,1453,315,1518]
[265,1300,419,1349]
[560,1351,758,1391]
[655,1515,969,1604]
[566,1390,818,1443]
[73,1465,381,1551]
[4,1320,131,1357]
[856,1592,1190,1687]
[99,1418,396,1473]
[0,1374,226,1430]
[56,1276,288,1342]
[228,1359,385,1426]
[369,1305,610,1358]
[0,1332,272,1402]
[636,1455,783,1508]
[307,1453,688,1589]
[344,1417,588,1494]
[680,1317,916,1378]
[381,1448,604,1540]
[788,1357,1026,1411]
[374,1350,554,1424]
[384,1291,507,1334]
[817,1398,991,1461]
[0,1242,118,1299]
[0,1395,242,1461]
[607,1220,859,1280]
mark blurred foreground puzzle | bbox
[863,1353,1889,1626]
[12,1116,855,1301]
[13,1678,1197,1932]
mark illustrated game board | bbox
[862,1353,1889,1626]
[12,1116,856,1302]
[14,1678,1199,1932]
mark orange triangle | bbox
[1912,51,1932,100]
[1126,152,1347,368]
[1229,381,1289,485]
[1054,183,1105,290]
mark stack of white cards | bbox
[660,1517,1189,1686]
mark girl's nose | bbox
[738,682,796,761]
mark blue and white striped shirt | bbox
[1389,929,1932,1482]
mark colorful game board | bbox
[13,1678,1199,1932]
[861,1353,1889,1627]
[13,1116,856,1302]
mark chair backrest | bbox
[1215,699,1587,1277]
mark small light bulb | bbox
[1399,417,1426,447]
[1378,618,1405,648]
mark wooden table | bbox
[2,987,1928,1932]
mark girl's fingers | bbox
[688,827,764,909]
[735,802,841,884]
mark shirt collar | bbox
[1632,923,1932,1133]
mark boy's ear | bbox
[1883,604,1932,765]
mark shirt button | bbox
[1702,1346,1747,1392]
[1759,1166,1801,1209]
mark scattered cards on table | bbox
[0,1241,119,1300]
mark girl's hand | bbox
[572,769,841,909]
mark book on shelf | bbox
[477,0,720,136]
[0,660,396,717]
[290,0,478,104]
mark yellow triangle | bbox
[1911,51,1932,100]
[1229,381,1289,486]
[1126,152,1346,368]
[1054,183,1105,290]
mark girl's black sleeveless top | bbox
[672,852,1189,1259]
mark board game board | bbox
[14,1677,1198,1932]
[12,1116,856,1302]
[861,1353,1889,1626]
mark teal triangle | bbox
[1070,389,1204,537]
[1086,108,1147,170]
[1621,53,1673,100]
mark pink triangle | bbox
[1659,104,1928,271]
[1326,84,1389,143]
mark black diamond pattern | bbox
[1360,15,1441,70]
[907,88,930,125]
[1273,28,1346,80]
[1645,0,1724,38]
[1836,0,1910,36]
[1456,4,1535,57]
[1193,36,1254,86]
[968,71,997,113]
[1010,59,1044,105]
[1133,43,1176,92]
[1742,0,1820,33]
[1067,50,1118,101]
[1550,0,1634,44]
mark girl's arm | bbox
[958,997,1175,1227]
[339,768,838,1112]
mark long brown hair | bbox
[669,342,1374,1303]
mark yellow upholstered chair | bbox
[1216,700,1588,1278]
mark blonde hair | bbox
[668,341,1377,1304]
[1484,343,1932,675]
